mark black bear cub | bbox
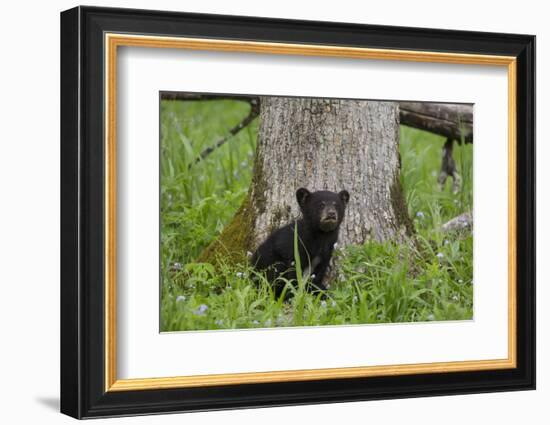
[252,188,350,299]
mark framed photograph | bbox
[60,6,535,419]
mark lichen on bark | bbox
[197,197,255,265]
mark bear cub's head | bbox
[296,188,350,232]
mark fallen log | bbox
[398,102,473,193]
[161,92,257,104]
[161,94,473,144]
[398,102,473,143]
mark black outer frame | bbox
[60,5,536,419]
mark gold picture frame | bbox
[104,33,517,392]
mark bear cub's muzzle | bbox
[319,207,339,232]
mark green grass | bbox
[160,99,473,332]
[160,99,257,267]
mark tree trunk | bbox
[200,97,413,265]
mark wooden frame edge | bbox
[507,59,518,369]
[104,33,518,392]
[108,358,516,391]
[105,32,118,390]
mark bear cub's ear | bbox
[296,188,311,206]
[338,190,350,205]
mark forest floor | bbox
[159,99,473,332]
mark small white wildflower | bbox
[452,295,459,301]
[436,252,444,259]
[352,295,358,303]
[321,300,327,308]
[416,211,425,219]
[253,320,260,326]
[176,295,186,303]
[444,239,450,245]
[290,261,295,266]
[172,262,183,271]
[246,251,253,257]
[333,242,339,249]
[236,272,244,278]
[427,314,435,321]
[331,301,337,308]
[458,279,464,284]
[311,274,316,279]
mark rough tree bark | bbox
[200,97,413,265]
